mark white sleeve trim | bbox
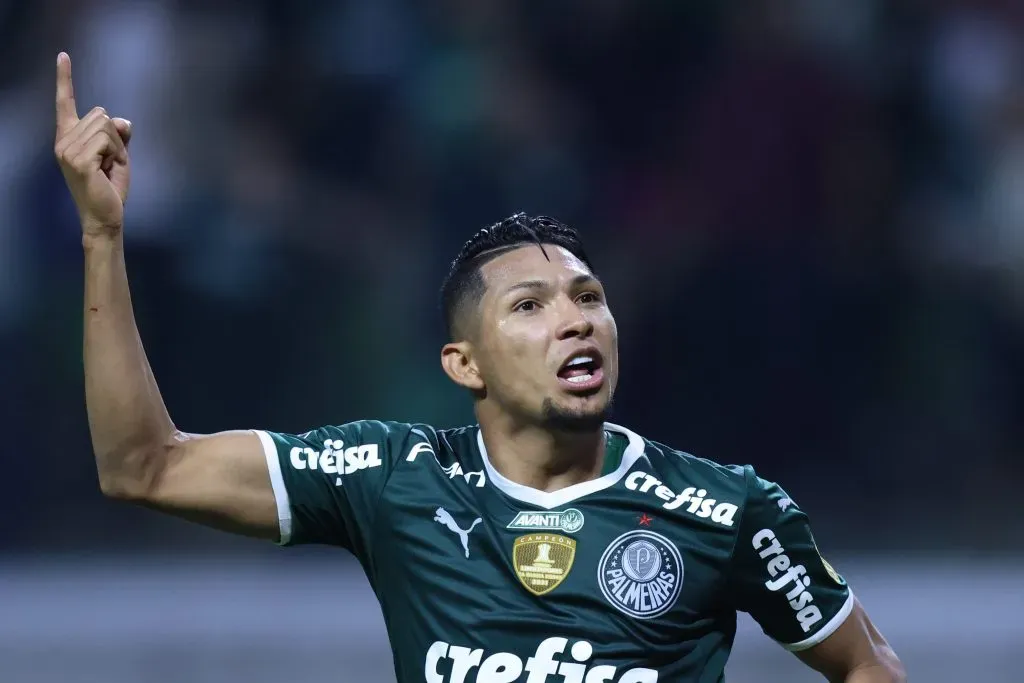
[253,430,293,546]
[781,590,856,652]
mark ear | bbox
[441,341,485,391]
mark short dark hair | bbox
[440,213,594,341]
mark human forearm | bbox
[843,662,906,683]
[795,599,905,683]
[84,234,176,497]
[58,54,276,529]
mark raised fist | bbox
[53,52,133,238]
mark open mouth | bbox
[557,350,605,391]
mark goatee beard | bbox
[540,397,611,433]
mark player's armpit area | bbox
[793,597,906,683]
[119,430,281,541]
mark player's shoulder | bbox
[293,419,426,444]
[292,419,484,472]
[622,425,762,529]
[287,419,448,462]
[637,431,754,492]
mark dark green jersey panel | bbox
[727,468,852,651]
[255,421,853,683]
[254,421,424,555]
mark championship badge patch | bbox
[513,534,577,596]
[813,538,845,586]
[598,530,683,619]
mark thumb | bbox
[112,118,132,146]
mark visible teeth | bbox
[567,356,593,367]
[566,373,593,383]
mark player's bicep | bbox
[142,430,282,541]
[794,598,904,683]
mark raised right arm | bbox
[56,52,280,540]
[83,236,279,539]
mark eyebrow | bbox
[504,273,599,295]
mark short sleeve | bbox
[252,420,420,557]
[728,467,854,651]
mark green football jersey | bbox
[254,421,852,683]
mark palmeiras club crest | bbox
[598,530,683,619]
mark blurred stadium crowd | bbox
[0,0,1021,555]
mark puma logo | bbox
[434,507,482,558]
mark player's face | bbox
[475,244,618,431]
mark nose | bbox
[555,299,594,340]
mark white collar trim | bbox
[476,422,645,509]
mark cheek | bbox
[598,316,619,375]
[506,342,546,380]
[597,314,618,348]
[490,326,549,383]
[599,308,618,333]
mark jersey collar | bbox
[475,422,646,509]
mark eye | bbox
[513,299,539,313]
[577,291,601,305]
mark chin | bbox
[541,396,611,433]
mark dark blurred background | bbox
[1,1,1022,681]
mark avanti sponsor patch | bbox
[507,508,585,534]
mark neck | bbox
[477,407,606,493]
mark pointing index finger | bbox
[55,52,78,135]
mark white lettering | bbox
[710,503,738,526]
[765,565,806,592]
[424,639,660,683]
[290,440,382,484]
[766,554,790,577]
[343,446,360,474]
[625,471,646,490]
[790,590,815,610]
[320,450,337,475]
[627,476,737,526]
[697,498,716,518]
[664,487,694,511]
[797,606,824,632]
[584,666,617,683]
[757,538,785,560]
[556,661,586,683]
[785,574,811,601]
[638,475,661,493]
[525,637,566,683]
[752,528,775,549]
[447,646,483,683]
[289,447,305,470]
[685,489,706,513]
[360,444,382,468]
[478,652,523,683]
[755,529,825,634]
[425,641,448,683]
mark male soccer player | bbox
[54,51,905,683]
